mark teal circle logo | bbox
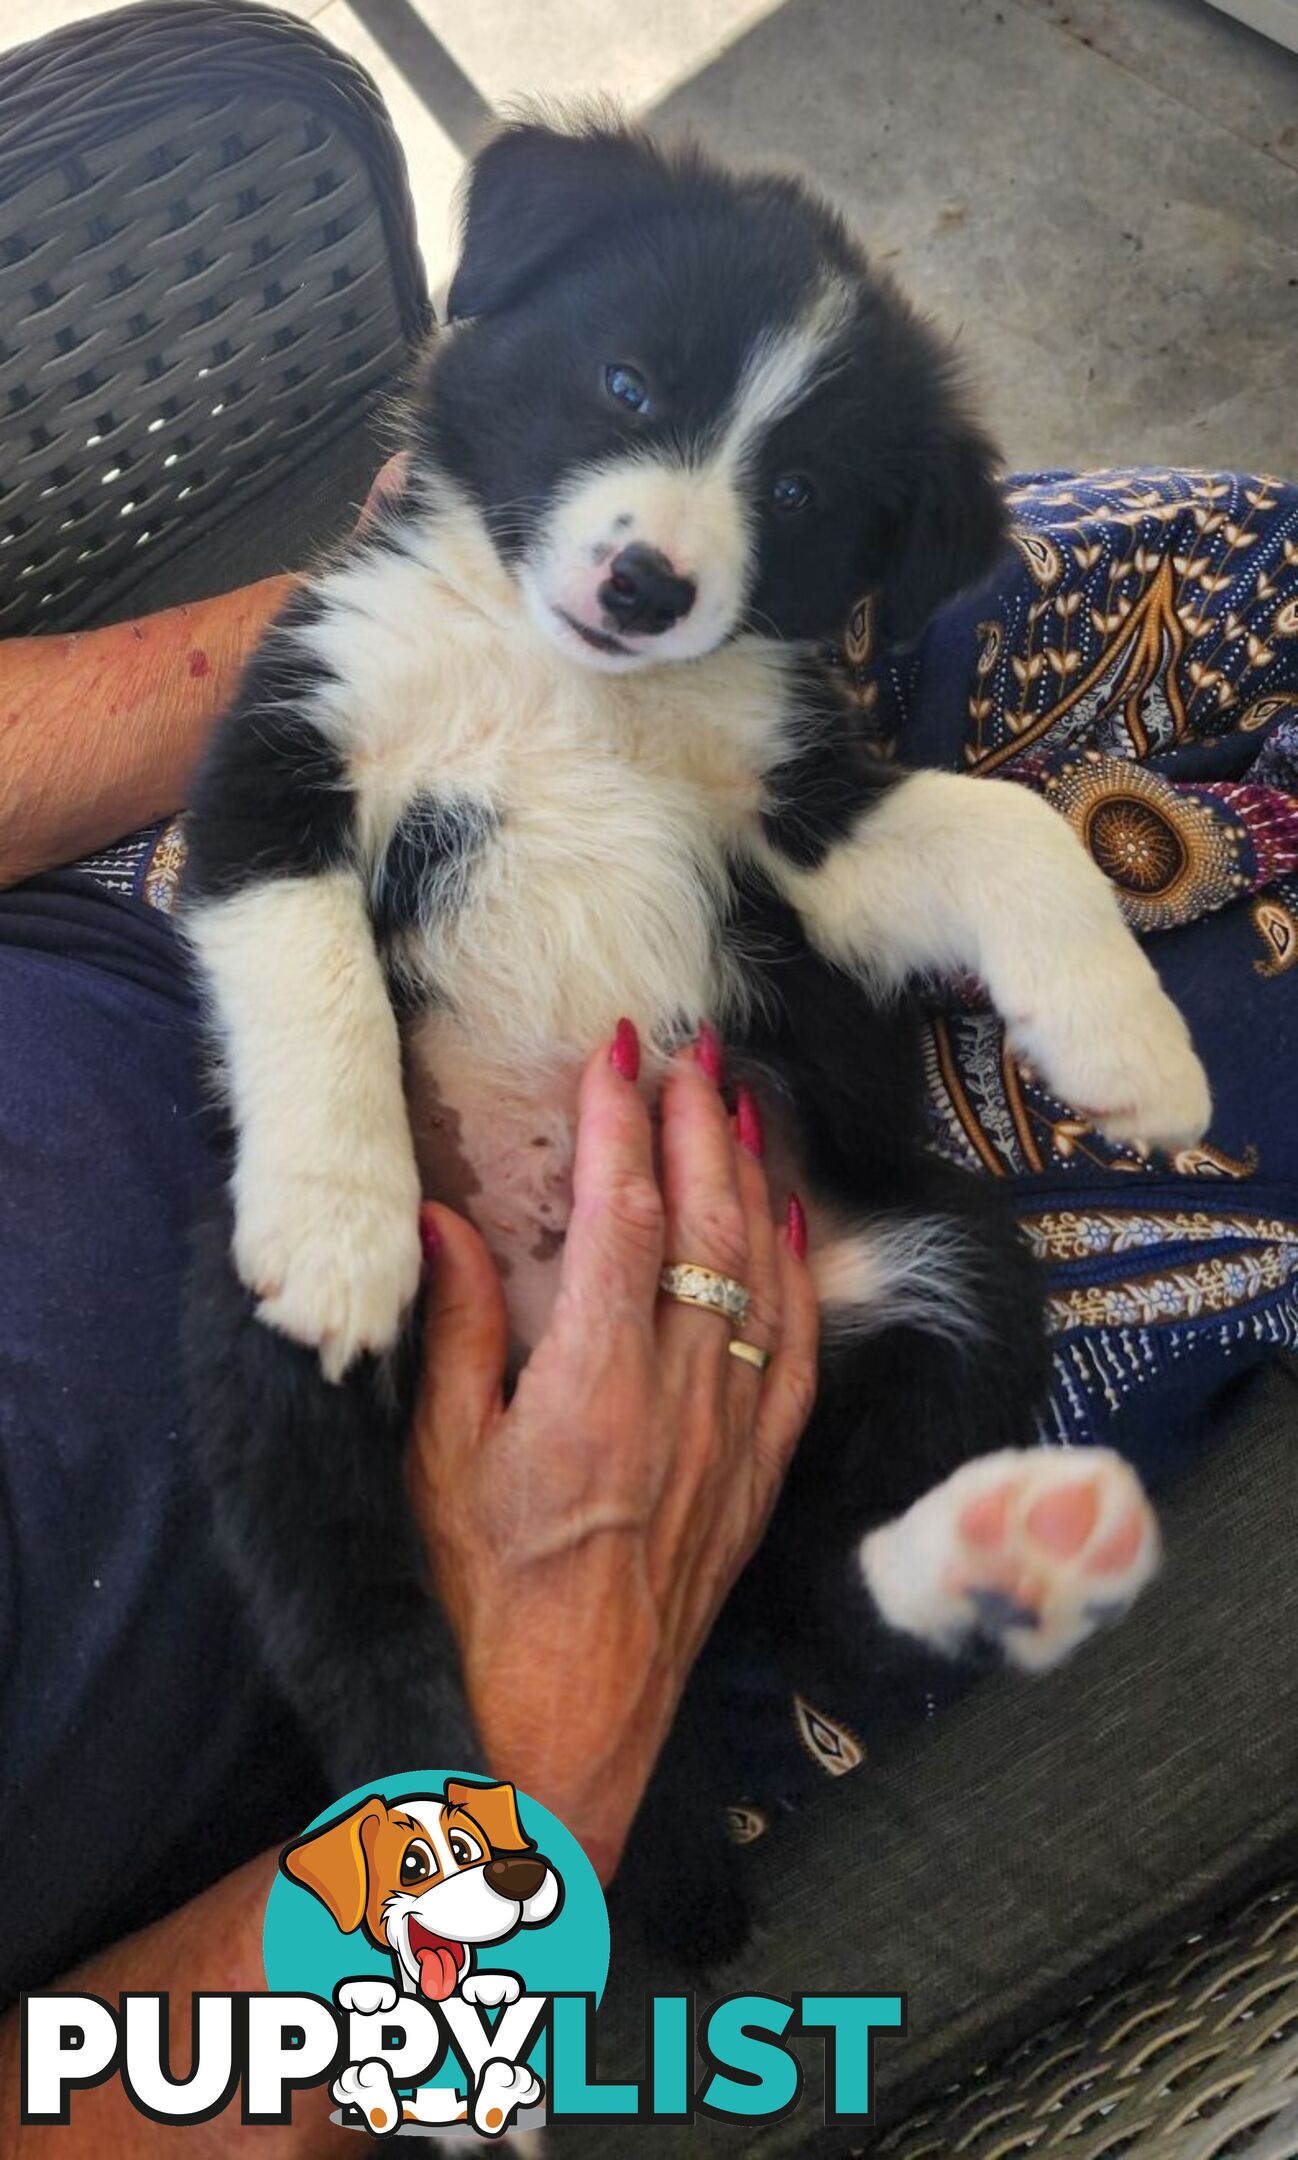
[264,1771,609,2137]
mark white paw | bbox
[233,1170,422,1381]
[332,2057,403,2137]
[335,1978,400,2018]
[473,2057,543,2138]
[1010,952,1210,1151]
[861,1446,1161,1673]
[461,1970,522,2009]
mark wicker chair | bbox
[0,0,429,640]
[873,1882,1298,2159]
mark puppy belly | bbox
[405,1019,579,1351]
[405,1033,906,1356]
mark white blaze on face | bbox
[521,280,854,671]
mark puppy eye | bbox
[400,1840,436,1886]
[771,472,815,515]
[605,363,649,414]
[449,1831,483,1867]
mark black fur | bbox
[181,117,1045,1974]
[372,793,498,943]
[759,661,897,869]
[185,587,353,898]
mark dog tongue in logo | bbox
[408,1919,465,2001]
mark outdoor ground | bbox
[3,0,1296,475]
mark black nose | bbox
[598,544,696,636]
[484,1855,548,1902]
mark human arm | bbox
[0,1849,324,2158]
[0,457,407,890]
[410,1026,820,1881]
[0,574,296,888]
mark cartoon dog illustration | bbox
[282,1780,561,2138]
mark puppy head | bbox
[420,111,1006,672]
[281,1781,562,2000]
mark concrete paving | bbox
[1,0,1294,475]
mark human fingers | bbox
[655,1034,749,1380]
[750,1196,820,1499]
[724,1080,783,1398]
[554,1020,663,1332]
[410,1202,510,1470]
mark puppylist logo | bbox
[21,1771,904,2137]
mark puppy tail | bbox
[182,1200,479,1789]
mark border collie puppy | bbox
[181,116,1208,1957]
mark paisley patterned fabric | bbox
[836,467,1298,1473]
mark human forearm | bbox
[0,573,295,886]
[0,1849,329,2156]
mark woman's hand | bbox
[407,1022,819,1881]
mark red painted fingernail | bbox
[696,1021,725,1087]
[610,1017,640,1082]
[735,1082,764,1160]
[419,1208,441,1268]
[786,1191,808,1259]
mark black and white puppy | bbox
[181,117,1208,1958]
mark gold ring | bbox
[728,1339,771,1374]
[659,1263,751,1328]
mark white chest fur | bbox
[308,510,793,1063]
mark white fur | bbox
[723,281,854,460]
[198,485,1207,1377]
[770,769,1211,1150]
[300,495,788,1064]
[183,872,422,1380]
[812,1216,984,1348]
[860,1445,1161,1671]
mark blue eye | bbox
[771,472,815,515]
[605,363,649,413]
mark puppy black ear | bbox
[877,419,1008,649]
[447,115,668,320]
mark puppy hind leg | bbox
[611,1686,752,1973]
[183,1203,479,1788]
[767,1196,1050,1680]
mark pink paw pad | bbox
[942,1451,1160,1666]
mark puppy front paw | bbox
[1010,955,1210,1152]
[233,1170,422,1382]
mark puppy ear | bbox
[280,1795,387,1934]
[877,419,1008,649]
[444,1778,534,1856]
[447,115,668,320]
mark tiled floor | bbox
[1,0,1295,473]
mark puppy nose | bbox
[599,544,696,635]
[484,1855,548,1902]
